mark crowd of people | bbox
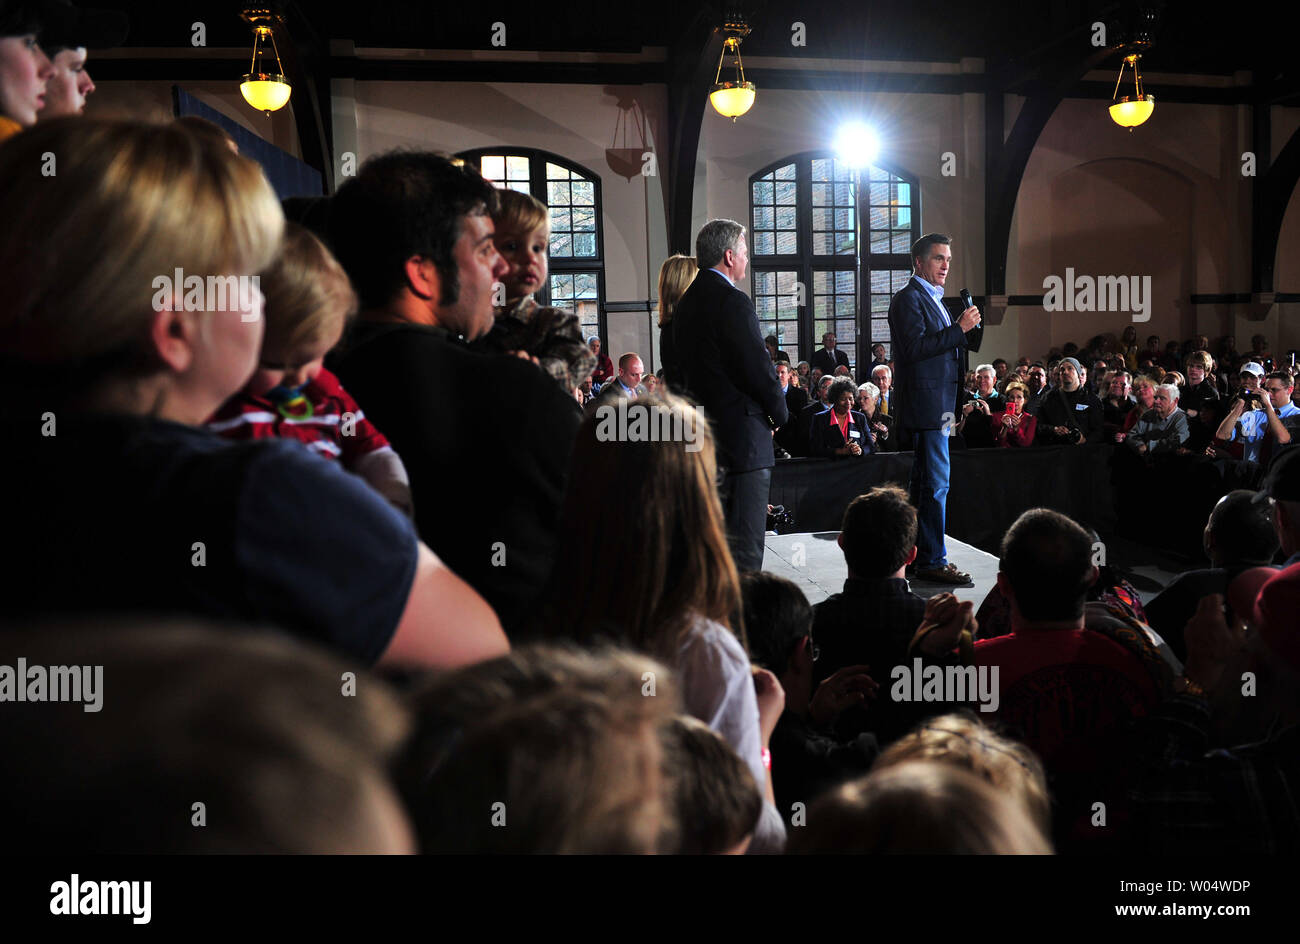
[2,1,1297,856]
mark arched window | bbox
[749,153,920,369]
[458,147,605,343]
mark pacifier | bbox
[267,382,313,420]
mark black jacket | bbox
[672,270,788,473]
[1033,386,1105,445]
[659,322,682,390]
[811,347,851,376]
[332,320,580,639]
[775,385,810,456]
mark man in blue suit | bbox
[887,234,982,584]
[674,219,789,571]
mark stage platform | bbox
[762,531,1000,607]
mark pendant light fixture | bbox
[710,20,755,122]
[239,8,291,114]
[1109,53,1154,129]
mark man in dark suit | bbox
[887,233,982,584]
[774,361,810,456]
[593,352,646,406]
[811,332,851,377]
[674,219,788,571]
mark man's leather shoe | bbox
[913,563,973,586]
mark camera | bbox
[766,504,794,534]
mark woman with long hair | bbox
[543,392,786,852]
[655,254,697,391]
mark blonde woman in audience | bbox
[0,119,507,670]
[656,254,697,390]
[873,713,1051,833]
[544,392,787,853]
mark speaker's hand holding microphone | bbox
[957,288,981,332]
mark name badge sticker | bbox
[849,430,861,438]
[1075,403,1090,411]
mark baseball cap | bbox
[1241,362,1265,378]
[32,1,127,51]
[1227,564,1300,673]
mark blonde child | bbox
[208,223,413,515]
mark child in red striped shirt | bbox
[208,223,413,516]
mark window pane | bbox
[546,162,570,180]
[755,231,775,255]
[480,155,504,181]
[775,205,797,230]
[506,155,530,180]
[775,163,796,180]
[574,273,598,296]
[870,231,891,252]
[776,231,798,254]
[550,233,573,257]
[551,207,572,231]
[575,233,597,256]
[548,181,571,205]
[572,181,595,206]
[775,180,797,203]
[755,205,774,230]
[892,232,911,253]
[811,183,831,207]
[508,181,530,194]
[572,207,596,231]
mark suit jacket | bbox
[810,408,874,458]
[775,385,811,455]
[593,378,645,405]
[672,269,788,473]
[794,398,830,457]
[886,276,969,431]
[811,347,851,376]
[659,323,682,390]
[866,409,896,451]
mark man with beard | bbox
[1034,357,1103,446]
